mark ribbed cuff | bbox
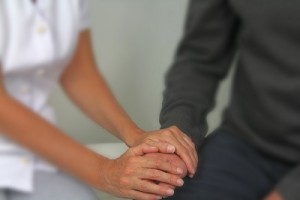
[160,105,207,149]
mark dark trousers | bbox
[168,130,292,200]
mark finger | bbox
[143,169,184,187]
[158,182,176,190]
[143,128,196,176]
[183,135,198,164]
[128,189,162,200]
[143,139,176,154]
[170,135,196,177]
[171,126,196,151]
[157,182,175,199]
[143,155,184,175]
[134,180,175,197]
[180,136,197,171]
[170,127,198,174]
[171,127,198,169]
[131,143,160,156]
[188,140,199,169]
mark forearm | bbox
[0,93,108,189]
[61,69,142,146]
[160,0,238,147]
[60,31,143,146]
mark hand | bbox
[145,153,188,191]
[264,191,283,200]
[133,126,198,177]
[100,143,184,200]
[144,153,188,178]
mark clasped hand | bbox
[101,143,185,200]
[133,126,198,178]
[101,126,197,200]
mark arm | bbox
[0,59,184,200]
[0,74,183,199]
[60,31,142,146]
[0,73,103,189]
[160,0,239,148]
[60,30,197,176]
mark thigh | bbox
[7,171,98,200]
[168,131,288,200]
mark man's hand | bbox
[100,143,184,200]
[264,191,283,200]
[132,126,198,178]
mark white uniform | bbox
[0,0,89,193]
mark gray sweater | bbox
[160,0,300,199]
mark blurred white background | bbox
[49,0,232,145]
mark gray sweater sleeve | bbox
[160,0,239,148]
[276,166,300,200]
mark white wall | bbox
[49,0,232,144]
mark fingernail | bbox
[189,173,194,178]
[177,179,184,186]
[167,189,174,196]
[176,168,183,174]
[167,145,175,153]
[157,197,162,200]
[191,169,196,175]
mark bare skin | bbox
[264,191,283,200]
[145,153,188,179]
[101,147,186,199]
[145,153,188,193]
[60,31,198,177]
[0,31,194,199]
[131,127,197,178]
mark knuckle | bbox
[170,175,180,185]
[139,183,147,191]
[120,177,130,186]
[162,130,173,137]
[144,137,152,143]
[164,174,176,185]
[153,159,162,168]
[149,170,161,179]
[157,187,167,196]
[144,138,156,145]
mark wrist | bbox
[123,127,144,147]
[83,153,112,190]
[96,157,114,192]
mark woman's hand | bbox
[144,153,188,178]
[145,153,188,193]
[132,126,198,178]
[100,143,185,200]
